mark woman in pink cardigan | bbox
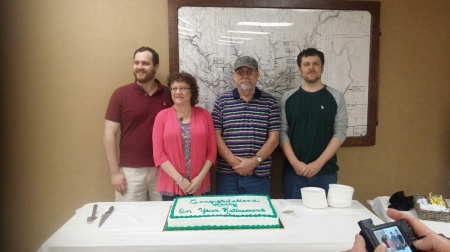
[153,72,217,201]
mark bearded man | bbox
[103,46,172,201]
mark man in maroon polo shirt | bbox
[103,46,172,201]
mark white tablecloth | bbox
[368,196,450,236]
[38,199,383,252]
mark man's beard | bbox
[134,70,156,83]
[302,72,321,84]
[239,80,253,91]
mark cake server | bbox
[86,204,98,223]
[98,206,114,228]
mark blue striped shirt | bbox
[212,88,281,176]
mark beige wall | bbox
[0,0,449,251]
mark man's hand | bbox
[302,160,324,178]
[387,208,450,252]
[232,156,256,176]
[111,171,127,195]
[291,159,308,176]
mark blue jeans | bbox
[216,173,270,195]
[282,172,337,199]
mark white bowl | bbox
[327,184,354,208]
[301,187,328,209]
[327,196,352,208]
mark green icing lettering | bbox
[198,208,220,215]
[178,208,192,214]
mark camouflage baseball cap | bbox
[234,56,258,70]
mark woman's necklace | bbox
[176,108,191,122]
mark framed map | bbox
[168,0,380,146]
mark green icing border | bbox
[166,220,282,231]
[168,194,279,228]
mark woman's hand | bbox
[185,176,203,195]
[177,177,192,193]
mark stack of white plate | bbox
[327,184,354,208]
[301,187,328,209]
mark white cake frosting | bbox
[166,195,280,230]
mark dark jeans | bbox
[282,172,337,199]
[216,173,270,195]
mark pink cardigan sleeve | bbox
[152,109,169,167]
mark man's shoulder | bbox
[257,89,278,101]
[324,85,346,104]
[259,89,274,97]
[112,82,136,93]
[118,82,137,89]
[215,89,235,100]
[281,87,300,103]
[325,85,343,96]
[155,79,169,90]
[154,82,171,97]
[109,82,136,98]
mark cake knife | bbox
[86,204,98,223]
[98,206,114,228]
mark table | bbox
[38,199,383,252]
[368,196,450,237]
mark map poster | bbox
[169,1,380,146]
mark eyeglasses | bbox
[235,69,254,76]
[170,87,191,92]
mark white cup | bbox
[327,184,354,208]
[301,187,328,209]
